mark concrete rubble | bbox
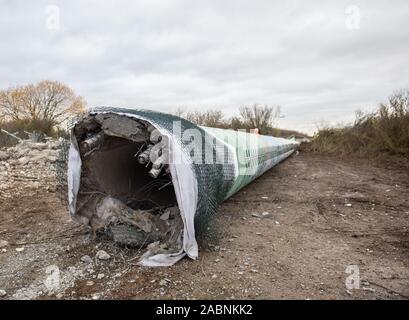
[95,250,111,260]
[0,139,63,200]
[70,113,185,264]
[0,240,9,248]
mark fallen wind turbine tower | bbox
[67,108,298,266]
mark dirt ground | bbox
[1,151,409,300]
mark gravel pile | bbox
[0,139,64,200]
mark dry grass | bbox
[306,89,409,156]
[0,118,67,147]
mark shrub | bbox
[306,89,409,156]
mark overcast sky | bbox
[1,0,408,133]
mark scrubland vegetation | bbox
[306,89,409,156]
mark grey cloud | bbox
[0,0,408,134]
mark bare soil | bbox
[1,151,409,299]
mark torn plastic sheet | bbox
[67,107,298,266]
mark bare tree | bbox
[229,116,245,130]
[383,88,409,116]
[0,86,27,120]
[239,104,281,134]
[0,80,86,125]
[196,110,224,127]
[175,109,225,127]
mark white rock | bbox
[0,240,9,248]
[31,142,48,150]
[47,155,58,163]
[160,211,170,220]
[96,250,111,260]
[80,255,93,264]
[17,157,29,165]
[97,273,105,280]
[31,154,47,163]
[31,182,40,189]
[49,141,62,150]
[0,151,9,161]
[27,149,41,157]
[0,289,7,297]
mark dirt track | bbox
[1,151,409,299]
